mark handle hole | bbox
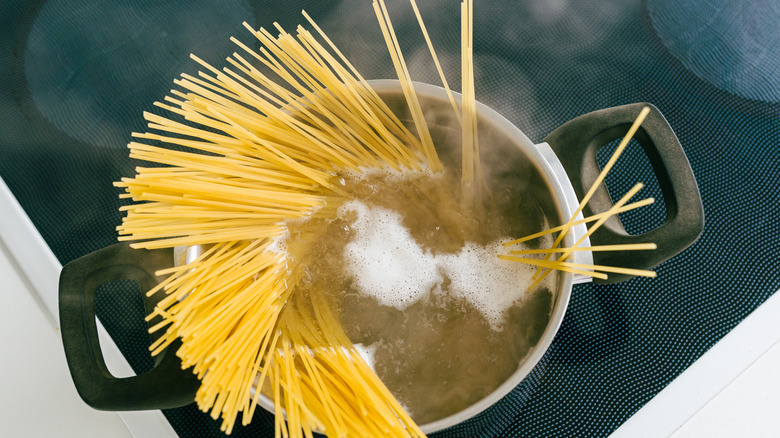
[596,138,667,235]
[95,279,155,376]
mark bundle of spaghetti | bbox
[260,291,426,438]
[115,12,447,435]
[408,0,461,125]
[502,107,659,283]
[115,18,444,249]
[145,240,301,429]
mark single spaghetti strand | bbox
[460,0,474,187]
[409,0,461,125]
[467,0,483,188]
[510,243,657,255]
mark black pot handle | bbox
[59,242,199,410]
[544,103,704,284]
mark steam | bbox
[24,0,255,149]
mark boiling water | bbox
[284,167,557,424]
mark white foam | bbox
[353,343,378,371]
[438,241,540,330]
[339,163,436,184]
[339,200,548,330]
[340,200,443,309]
[266,225,290,256]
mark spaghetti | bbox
[117,3,661,436]
[501,108,660,284]
[117,10,443,436]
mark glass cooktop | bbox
[2,0,778,436]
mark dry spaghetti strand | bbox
[409,0,461,125]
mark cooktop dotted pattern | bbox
[2,0,779,437]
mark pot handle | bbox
[544,103,704,283]
[59,242,199,410]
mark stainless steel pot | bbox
[59,81,704,433]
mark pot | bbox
[59,81,704,434]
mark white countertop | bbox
[1,175,778,437]
[0,234,132,437]
[0,178,177,437]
